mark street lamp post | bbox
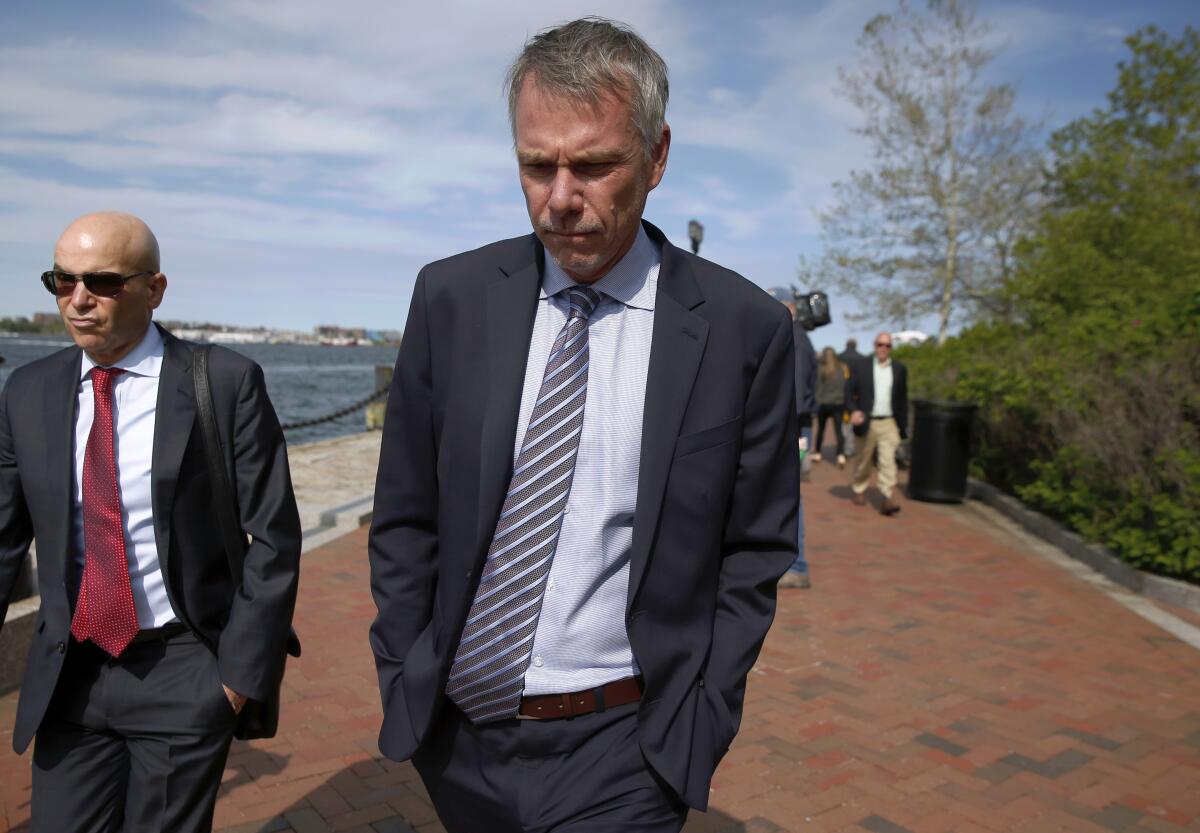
[687,219,704,254]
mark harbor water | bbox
[0,335,399,446]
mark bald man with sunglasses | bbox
[0,211,302,832]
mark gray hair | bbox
[506,17,669,159]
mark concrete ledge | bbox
[318,494,374,530]
[968,478,1200,613]
[301,494,374,555]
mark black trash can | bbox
[908,399,977,503]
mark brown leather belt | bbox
[518,676,643,720]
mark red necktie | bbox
[70,367,140,657]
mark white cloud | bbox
[0,0,1171,339]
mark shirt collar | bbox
[80,322,164,381]
[874,354,891,370]
[541,224,659,311]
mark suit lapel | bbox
[628,233,708,603]
[862,357,875,413]
[151,328,197,580]
[44,349,82,588]
[475,256,542,566]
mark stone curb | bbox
[967,478,1200,613]
[302,493,374,554]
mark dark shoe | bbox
[880,499,901,516]
[852,492,867,506]
[778,571,812,589]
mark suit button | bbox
[698,679,706,688]
[465,569,474,581]
[56,642,66,654]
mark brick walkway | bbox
[2,459,1198,832]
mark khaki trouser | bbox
[852,416,900,499]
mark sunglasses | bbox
[41,270,154,298]
[875,342,892,348]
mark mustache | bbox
[537,218,603,235]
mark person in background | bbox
[846,331,909,516]
[769,287,814,590]
[813,346,848,468]
[838,338,862,458]
[0,211,302,832]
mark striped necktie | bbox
[446,285,602,722]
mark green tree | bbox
[905,26,1200,581]
[809,0,1042,343]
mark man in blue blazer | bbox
[369,18,798,831]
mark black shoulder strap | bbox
[193,345,248,588]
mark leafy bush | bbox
[900,27,1200,583]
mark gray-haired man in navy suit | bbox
[368,18,799,832]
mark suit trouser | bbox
[412,700,687,833]
[852,416,900,499]
[31,631,236,833]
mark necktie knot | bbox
[567,287,602,322]
[91,366,124,394]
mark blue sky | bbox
[1,0,1195,350]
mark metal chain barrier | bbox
[281,383,390,432]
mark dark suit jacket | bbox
[844,356,909,438]
[0,325,302,754]
[368,222,799,810]
[793,323,817,419]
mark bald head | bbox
[52,211,167,366]
[54,211,160,274]
[873,331,893,363]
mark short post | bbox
[365,364,393,430]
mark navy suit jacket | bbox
[0,326,301,753]
[367,222,799,810]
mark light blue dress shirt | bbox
[517,226,659,695]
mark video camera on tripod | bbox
[767,286,832,331]
[793,290,831,331]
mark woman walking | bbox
[813,347,848,467]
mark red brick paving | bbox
[1,459,1197,832]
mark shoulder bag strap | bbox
[193,345,248,588]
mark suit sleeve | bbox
[794,330,817,417]
[368,270,440,710]
[0,379,34,632]
[217,363,303,701]
[704,307,799,728]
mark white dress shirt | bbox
[871,356,894,419]
[73,323,177,628]
[516,226,659,695]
